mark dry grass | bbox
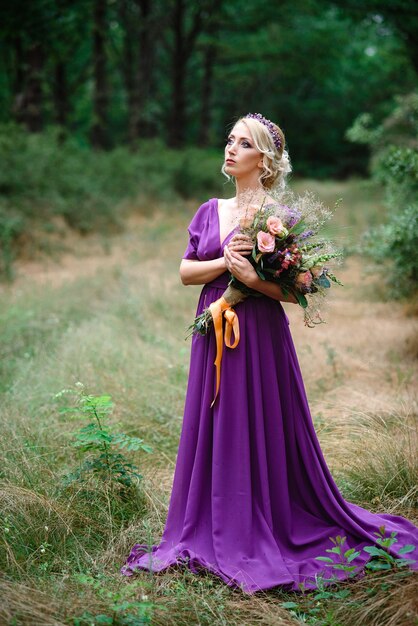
[0,577,67,626]
[333,569,418,626]
[0,180,417,625]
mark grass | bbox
[0,178,417,625]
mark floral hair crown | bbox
[244,112,282,151]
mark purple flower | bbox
[298,229,314,240]
[279,204,302,228]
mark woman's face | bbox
[224,121,263,179]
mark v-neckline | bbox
[215,198,238,249]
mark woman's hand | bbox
[224,246,257,287]
[227,234,253,256]
[224,245,298,303]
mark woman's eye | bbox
[226,138,251,148]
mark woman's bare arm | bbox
[180,257,227,285]
[247,275,298,304]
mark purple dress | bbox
[121,197,418,593]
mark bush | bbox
[347,92,418,298]
[0,124,231,279]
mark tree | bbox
[119,0,162,145]
[91,0,109,148]
[329,0,418,75]
[166,0,224,147]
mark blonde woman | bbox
[122,113,418,593]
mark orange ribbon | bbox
[209,296,240,407]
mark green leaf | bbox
[295,291,308,308]
[289,219,308,236]
[326,546,342,555]
[315,556,335,563]
[256,267,266,280]
[314,591,332,600]
[365,561,392,571]
[347,550,361,562]
[281,602,299,609]
[332,564,357,571]
[327,271,344,286]
[363,546,389,558]
[334,589,351,599]
[397,544,416,554]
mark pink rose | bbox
[257,230,275,253]
[266,215,288,238]
[296,271,313,290]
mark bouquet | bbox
[186,187,343,406]
[188,187,343,337]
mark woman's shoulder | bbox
[191,197,216,220]
[186,197,216,232]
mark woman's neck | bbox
[235,173,263,197]
[234,179,267,209]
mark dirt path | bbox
[4,211,417,481]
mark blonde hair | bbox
[221,115,292,189]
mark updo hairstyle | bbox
[222,115,292,189]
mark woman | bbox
[121,113,418,594]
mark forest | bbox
[1,0,417,172]
[0,1,418,625]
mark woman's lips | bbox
[225,159,236,164]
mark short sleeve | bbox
[182,200,211,260]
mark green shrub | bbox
[361,202,418,297]
[347,92,418,297]
[0,124,231,279]
[0,208,24,281]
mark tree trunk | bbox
[54,61,70,130]
[120,0,157,146]
[168,0,188,147]
[198,43,215,145]
[91,0,108,149]
[120,0,137,145]
[11,35,26,124]
[136,0,156,139]
[24,41,44,132]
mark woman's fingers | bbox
[228,235,253,254]
[227,249,245,271]
[225,248,255,284]
[231,233,252,240]
[224,245,233,271]
[230,234,252,245]
[225,246,240,273]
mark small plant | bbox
[71,573,158,625]
[363,525,416,571]
[57,383,152,491]
[281,528,416,623]
[315,534,361,577]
